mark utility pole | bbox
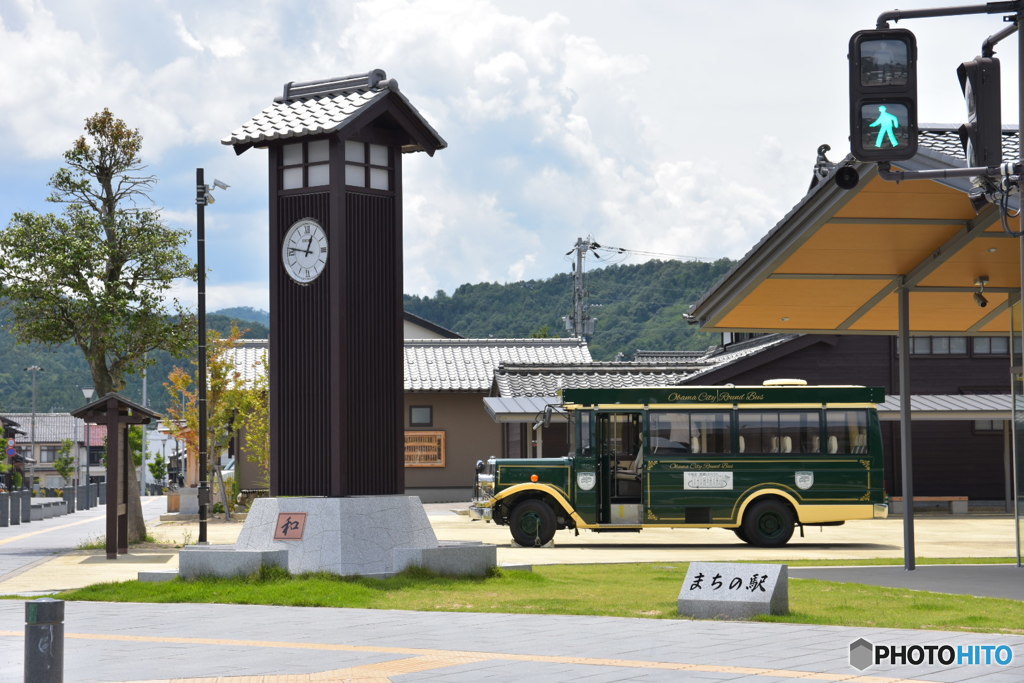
[24,366,43,491]
[140,358,148,493]
[564,237,598,340]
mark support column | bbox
[898,280,915,571]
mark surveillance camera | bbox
[213,179,230,190]
[974,291,988,308]
[835,166,860,190]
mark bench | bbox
[237,488,270,508]
[890,496,968,514]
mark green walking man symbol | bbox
[869,105,899,148]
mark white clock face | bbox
[282,218,328,284]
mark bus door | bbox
[570,410,600,525]
[596,411,643,523]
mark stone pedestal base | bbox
[227,496,495,579]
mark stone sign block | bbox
[274,512,307,540]
[678,561,788,619]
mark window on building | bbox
[344,140,391,191]
[409,405,433,427]
[280,139,330,190]
[39,446,57,463]
[973,336,1019,355]
[88,447,103,466]
[908,336,968,355]
[973,419,1003,432]
[404,431,446,467]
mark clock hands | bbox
[287,237,315,258]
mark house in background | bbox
[404,311,460,340]
[2,413,107,490]
[404,337,591,502]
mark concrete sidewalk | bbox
[0,505,1020,681]
[0,507,1020,597]
[1,600,1022,682]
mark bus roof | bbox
[560,385,885,408]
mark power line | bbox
[591,243,717,263]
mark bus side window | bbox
[781,411,819,454]
[649,412,691,454]
[690,412,730,454]
[825,410,868,454]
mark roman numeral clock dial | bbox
[282,218,328,284]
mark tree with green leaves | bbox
[165,325,258,508]
[53,439,76,486]
[237,350,269,488]
[148,452,168,487]
[0,109,196,541]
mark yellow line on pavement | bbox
[0,497,162,547]
[0,515,102,546]
[0,630,936,682]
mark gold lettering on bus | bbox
[667,390,767,403]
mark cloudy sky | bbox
[1,0,1018,312]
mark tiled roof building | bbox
[221,339,269,390]
[493,362,702,398]
[404,338,591,392]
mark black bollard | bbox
[10,491,20,526]
[24,598,63,683]
[21,491,31,524]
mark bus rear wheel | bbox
[742,499,795,547]
[510,499,556,547]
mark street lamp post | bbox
[195,169,228,544]
[24,366,43,491]
[81,387,95,507]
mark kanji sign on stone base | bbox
[678,562,788,619]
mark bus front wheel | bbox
[741,499,795,547]
[510,499,556,547]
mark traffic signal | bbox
[957,57,1001,168]
[849,29,918,162]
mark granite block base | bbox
[234,496,494,578]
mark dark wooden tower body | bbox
[225,70,446,496]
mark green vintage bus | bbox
[470,381,888,547]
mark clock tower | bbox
[224,70,446,497]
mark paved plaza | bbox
[0,499,1020,681]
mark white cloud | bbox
[7,0,1009,306]
[167,279,270,313]
[173,13,203,52]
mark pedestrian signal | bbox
[957,57,1001,169]
[849,29,918,162]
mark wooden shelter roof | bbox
[687,127,1021,335]
[70,393,161,425]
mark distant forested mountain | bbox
[404,258,734,360]
[0,310,268,415]
[214,307,270,327]
[1,258,732,414]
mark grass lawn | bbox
[54,562,1024,635]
